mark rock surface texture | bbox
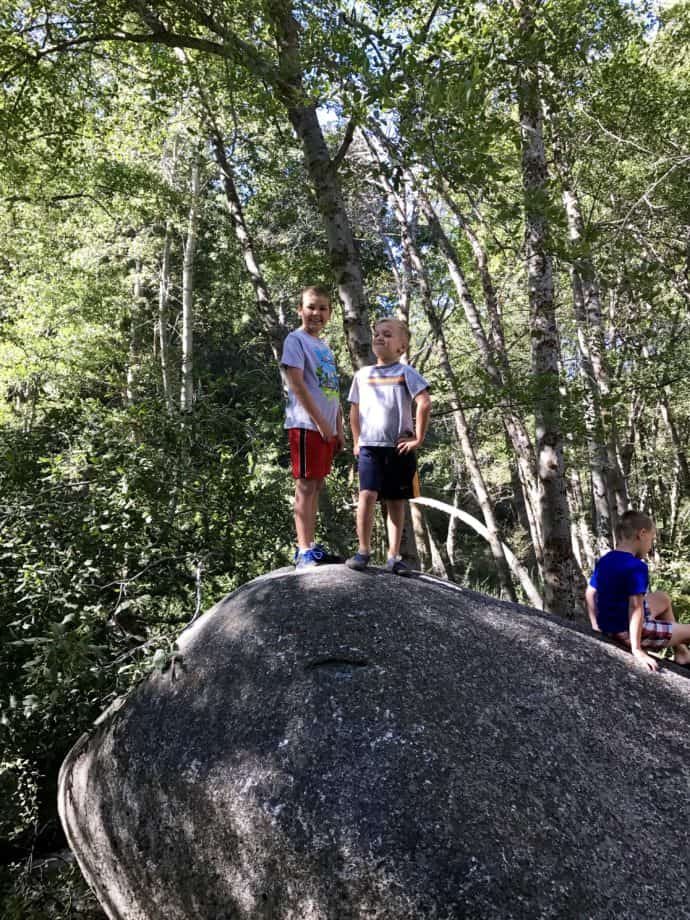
[59,566,690,920]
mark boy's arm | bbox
[628,594,658,672]
[585,585,600,632]
[350,402,361,457]
[283,366,333,440]
[397,389,431,454]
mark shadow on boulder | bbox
[59,566,690,919]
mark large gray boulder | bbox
[59,566,690,920]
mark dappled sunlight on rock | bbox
[59,565,690,919]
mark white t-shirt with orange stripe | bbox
[348,362,429,447]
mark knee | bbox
[657,590,672,610]
[359,490,378,507]
[296,478,321,498]
[648,590,672,619]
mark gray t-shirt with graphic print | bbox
[281,329,340,433]
[348,362,429,447]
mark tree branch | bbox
[331,118,356,171]
[3,18,285,92]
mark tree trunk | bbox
[516,0,583,616]
[660,397,690,493]
[211,135,287,363]
[568,469,596,573]
[366,141,518,601]
[446,479,462,575]
[426,518,450,579]
[410,503,432,572]
[126,258,146,406]
[180,161,200,413]
[377,201,411,323]
[270,4,373,368]
[414,186,545,570]
[412,497,544,610]
[397,502,421,570]
[158,225,173,413]
[555,139,628,533]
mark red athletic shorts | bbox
[288,428,335,480]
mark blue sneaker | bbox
[312,543,344,564]
[346,551,371,571]
[385,556,413,576]
[295,546,326,568]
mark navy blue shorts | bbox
[357,446,420,500]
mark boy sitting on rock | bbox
[346,318,431,576]
[586,510,690,672]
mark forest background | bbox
[1,0,689,916]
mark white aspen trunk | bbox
[414,186,545,569]
[369,154,518,601]
[158,225,173,413]
[568,254,614,553]
[568,469,596,573]
[180,161,200,414]
[397,501,421,570]
[440,188,508,362]
[211,135,286,363]
[365,125,546,569]
[399,186,413,323]
[558,164,628,528]
[659,398,690,492]
[570,519,583,572]
[517,0,583,616]
[446,480,462,569]
[410,503,432,572]
[426,518,450,579]
[126,259,145,406]
[411,497,544,610]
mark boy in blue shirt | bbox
[346,318,431,576]
[586,510,690,672]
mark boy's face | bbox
[373,322,407,363]
[637,527,656,558]
[298,292,331,337]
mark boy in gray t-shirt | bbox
[280,286,344,568]
[347,318,431,575]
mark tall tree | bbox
[514,0,583,614]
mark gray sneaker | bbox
[346,551,371,571]
[385,556,413,576]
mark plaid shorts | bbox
[608,602,673,651]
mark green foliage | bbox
[1,1,690,915]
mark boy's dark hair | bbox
[299,285,331,305]
[616,510,654,541]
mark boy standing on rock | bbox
[586,510,690,672]
[346,318,431,576]
[281,286,344,568]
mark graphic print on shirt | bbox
[366,374,406,388]
[313,342,339,402]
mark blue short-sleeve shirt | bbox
[589,550,649,633]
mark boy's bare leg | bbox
[294,478,322,550]
[356,490,378,553]
[385,499,405,559]
[648,591,690,665]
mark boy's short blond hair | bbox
[616,510,654,541]
[299,285,331,306]
[374,317,410,348]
